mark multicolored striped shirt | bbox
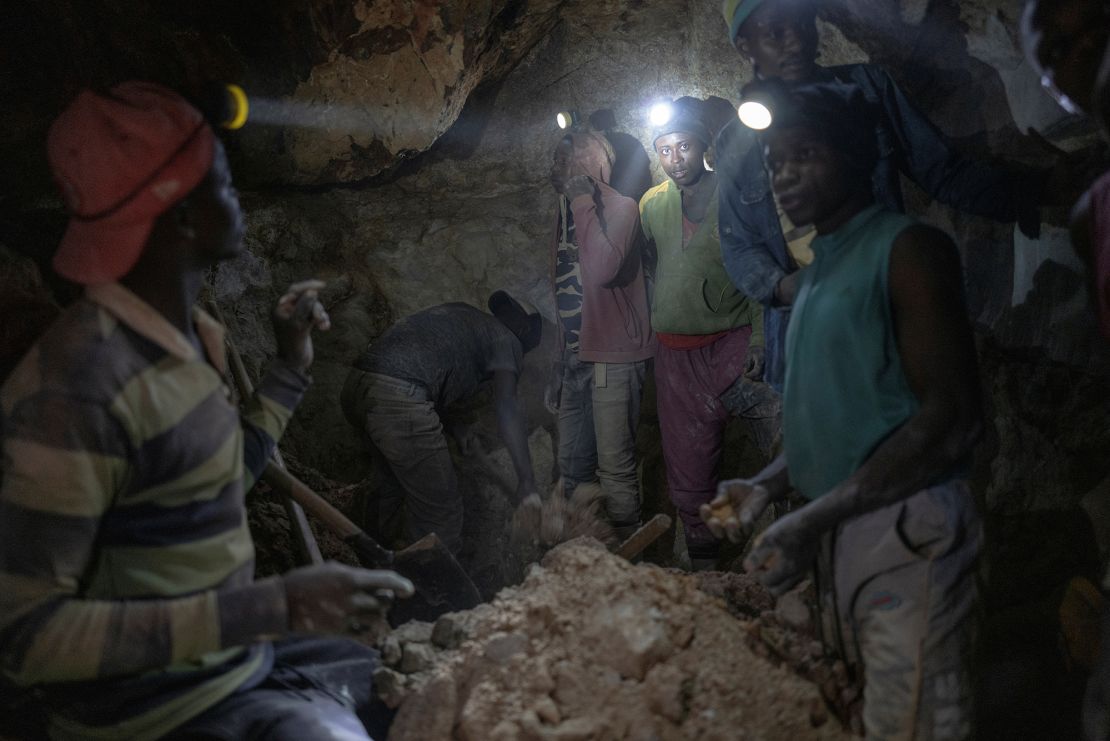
[555,196,583,351]
[0,283,307,740]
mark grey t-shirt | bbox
[354,303,522,409]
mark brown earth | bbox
[379,539,853,741]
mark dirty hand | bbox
[284,562,414,635]
[742,512,817,596]
[743,345,765,380]
[700,479,775,543]
[544,362,564,415]
[773,271,801,306]
[273,280,331,372]
[563,175,596,201]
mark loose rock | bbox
[400,642,437,674]
[432,614,468,650]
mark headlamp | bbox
[737,100,772,130]
[198,83,251,130]
[649,101,674,127]
[556,110,580,130]
[737,84,781,131]
[222,85,250,130]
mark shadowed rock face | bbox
[0,0,565,192]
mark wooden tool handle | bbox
[615,513,673,561]
[263,460,361,539]
[207,298,322,564]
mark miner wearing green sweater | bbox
[640,96,780,570]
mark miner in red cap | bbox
[0,81,411,739]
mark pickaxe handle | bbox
[262,461,394,568]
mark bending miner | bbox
[342,292,542,553]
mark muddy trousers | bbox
[166,637,390,740]
[342,369,462,553]
[655,327,779,559]
[816,481,981,741]
[556,349,646,528]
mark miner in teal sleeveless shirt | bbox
[701,79,984,740]
[783,203,921,500]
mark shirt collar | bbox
[85,282,228,374]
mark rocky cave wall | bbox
[2,1,1109,588]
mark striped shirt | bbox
[555,196,583,351]
[0,283,307,740]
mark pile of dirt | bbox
[376,538,852,740]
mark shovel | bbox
[263,461,481,625]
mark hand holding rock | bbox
[284,562,414,635]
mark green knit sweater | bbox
[639,179,762,342]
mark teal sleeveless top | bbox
[783,205,922,500]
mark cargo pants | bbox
[816,480,981,741]
[342,369,462,553]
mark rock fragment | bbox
[371,666,406,709]
[432,613,467,649]
[400,641,437,674]
[380,635,402,667]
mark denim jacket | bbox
[717,63,1047,389]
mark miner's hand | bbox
[743,345,765,380]
[284,562,413,635]
[700,479,775,543]
[273,280,331,372]
[563,175,596,202]
[544,361,564,415]
[742,512,817,596]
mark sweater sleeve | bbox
[571,191,642,288]
[239,362,311,490]
[0,391,288,686]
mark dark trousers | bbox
[166,637,389,740]
[342,369,462,553]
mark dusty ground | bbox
[376,539,853,741]
[246,455,862,738]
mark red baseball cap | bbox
[47,81,217,285]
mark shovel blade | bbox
[387,533,481,625]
